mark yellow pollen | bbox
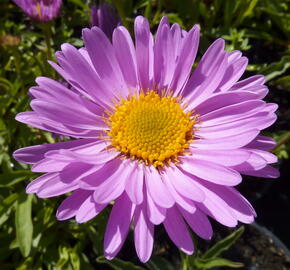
[35,3,42,18]
[107,91,195,167]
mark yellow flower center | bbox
[107,91,195,167]
[35,3,42,18]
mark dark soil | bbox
[223,224,290,270]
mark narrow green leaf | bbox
[0,118,5,130]
[260,55,290,82]
[203,226,244,259]
[67,0,87,9]
[235,0,259,26]
[144,0,152,20]
[15,193,33,257]
[195,257,243,269]
[97,256,146,270]
[69,249,80,270]
[15,257,33,270]
[0,193,18,215]
[0,170,34,187]
[145,256,175,270]
[56,246,70,268]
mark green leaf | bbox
[195,257,243,269]
[56,246,70,268]
[0,193,18,226]
[272,75,290,90]
[145,256,174,270]
[203,226,244,259]
[97,256,146,270]
[69,249,81,270]
[260,55,290,82]
[0,193,18,215]
[144,0,152,20]
[234,0,259,26]
[15,257,33,270]
[0,118,5,130]
[67,0,87,9]
[0,170,34,187]
[15,193,33,257]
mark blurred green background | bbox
[0,0,289,269]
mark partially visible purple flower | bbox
[91,2,120,39]
[13,0,62,22]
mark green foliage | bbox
[15,193,33,257]
[0,0,289,269]
[97,256,146,270]
[202,226,244,259]
[182,227,245,270]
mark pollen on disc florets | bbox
[106,90,195,167]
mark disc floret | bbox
[107,91,195,167]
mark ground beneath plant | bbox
[221,224,290,270]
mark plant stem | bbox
[272,133,290,151]
[42,23,52,61]
[11,47,21,78]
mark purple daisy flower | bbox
[90,2,120,39]
[14,16,279,262]
[13,0,62,22]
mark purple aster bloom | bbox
[14,16,279,262]
[91,2,120,39]
[13,0,62,22]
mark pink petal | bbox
[125,163,144,205]
[169,24,200,95]
[212,186,256,224]
[79,159,121,189]
[165,166,205,202]
[82,27,127,98]
[196,113,276,139]
[245,135,276,150]
[30,100,105,130]
[134,16,154,90]
[249,149,277,164]
[26,172,57,193]
[191,149,249,166]
[231,75,265,90]
[56,189,92,220]
[36,173,78,198]
[181,157,242,186]
[104,194,135,260]
[189,178,238,227]
[13,139,96,164]
[31,158,69,173]
[93,161,131,204]
[76,194,107,223]
[55,43,115,108]
[113,26,138,89]
[15,112,99,138]
[240,165,280,178]
[199,100,265,126]
[163,206,194,255]
[134,204,154,263]
[218,56,248,92]
[145,166,175,208]
[170,23,182,60]
[180,207,213,240]
[154,24,175,91]
[183,39,227,105]
[163,171,197,213]
[193,91,263,116]
[146,190,167,225]
[192,129,260,150]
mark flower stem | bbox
[42,23,52,61]
[272,132,290,151]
